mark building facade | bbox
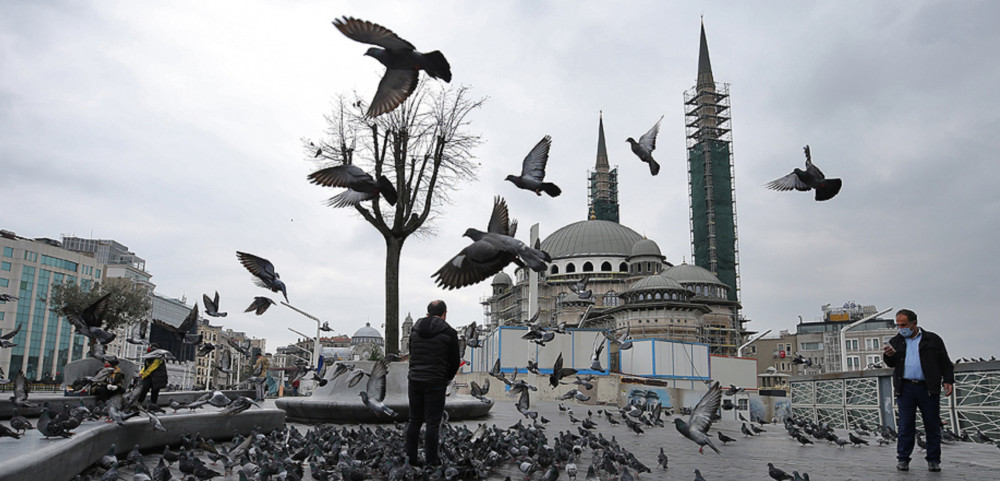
[1,230,106,381]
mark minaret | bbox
[684,20,740,303]
[587,112,620,222]
[400,312,413,354]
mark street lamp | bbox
[737,329,771,358]
[281,302,324,371]
[840,307,893,372]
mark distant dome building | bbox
[481,113,743,356]
[350,323,384,360]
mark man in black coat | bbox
[405,299,460,467]
[883,309,954,473]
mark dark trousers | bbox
[406,380,447,466]
[137,378,160,405]
[896,382,943,463]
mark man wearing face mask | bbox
[882,308,954,473]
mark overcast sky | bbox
[2,1,998,360]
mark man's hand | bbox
[943,383,954,396]
[883,344,896,357]
[107,384,118,391]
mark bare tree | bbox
[308,82,484,354]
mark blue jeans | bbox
[896,382,943,463]
[406,380,447,465]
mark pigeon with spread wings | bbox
[332,16,451,118]
[626,116,663,176]
[505,135,561,197]
[308,164,398,207]
[674,381,723,454]
[236,251,288,302]
[67,293,117,345]
[202,291,227,317]
[360,360,396,417]
[765,145,842,201]
[152,304,202,345]
[432,196,550,290]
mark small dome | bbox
[491,272,512,286]
[627,274,685,292]
[541,220,644,259]
[663,263,728,286]
[351,322,383,340]
[629,238,662,258]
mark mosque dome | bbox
[663,263,728,286]
[351,323,383,344]
[541,220,644,260]
[629,238,662,258]
[491,272,512,286]
[627,274,685,292]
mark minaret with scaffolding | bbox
[684,21,741,304]
[588,112,620,222]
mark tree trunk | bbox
[384,235,403,355]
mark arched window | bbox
[646,262,651,272]
[601,261,612,272]
[620,262,628,272]
[583,262,593,272]
[654,292,662,300]
[551,264,559,275]
[566,263,576,273]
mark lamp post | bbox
[736,329,771,358]
[281,302,324,370]
[840,307,893,372]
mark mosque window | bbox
[619,262,628,272]
[646,262,651,272]
[566,263,576,273]
[654,292,662,300]
[551,265,559,275]
[601,261,612,272]
[583,262,593,272]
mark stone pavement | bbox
[63,397,1000,480]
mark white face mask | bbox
[899,327,913,337]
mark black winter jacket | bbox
[408,316,461,385]
[883,328,954,397]
[141,357,169,390]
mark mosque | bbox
[482,22,747,357]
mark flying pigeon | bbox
[67,293,117,345]
[548,353,578,388]
[332,16,452,118]
[673,381,722,454]
[765,145,842,201]
[236,251,288,302]
[626,116,663,176]
[0,293,18,302]
[432,196,550,290]
[308,164,398,207]
[589,336,606,372]
[604,326,633,350]
[505,135,561,197]
[570,276,591,299]
[515,388,538,420]
[202,291,227,317]
[152,304,202,344]
[1,323,20,348]
[244,296,276,316]
[360,360,396,417]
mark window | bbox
[0,278,7,288]
[847,356,861,370]
[738,398,748,410]
[23,251,37,262]
[550,265,559,275]
[2,247,12,257]
[601,261,612,272]
[865,338,881,351]
[845,339,859,351]
[1,261,9,271]
[800,342,823,351]
[582,262,593,272]
[619,262,628,272]
[566,263,576,273]
[866,355,882,368]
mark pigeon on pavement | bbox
[505,135,561,197]
[626,116,663,176]
[308,164,398,207]
[674,381,722,454]
[332,16,451,118]
[236,251,288,302]
[765,145,842,201]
